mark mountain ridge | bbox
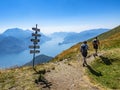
[59,28,109,45]
[0,28,51,54]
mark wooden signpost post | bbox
[29,24,41,69]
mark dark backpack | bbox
[93,39,98,45]
[81,45,87,52]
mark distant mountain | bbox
[0,34,6,41]
[24,54,53,66]
[50,32,75,38]
[3,28,32,40]
[40,34,51,44]
[2,28,51,43]
[59,28,109,45]
[25,32,51,48]
[0,28,51,54]
[0,36,26,54]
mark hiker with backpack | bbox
[80,41,89,67]
[92,37,100,56]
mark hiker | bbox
[92,37,100,56]
[80,41,89,67]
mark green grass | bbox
[0,67,41,90]
[98,25,120,40]
[88,25,120,41]
[0,63,55,90]
[87,49,120,89]
[0,71,15,89]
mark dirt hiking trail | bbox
[40,54,103,90]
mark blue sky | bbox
[0,0,120,34]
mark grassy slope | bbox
[0,25,120,89]
[88,25,120,40]
[87,49,120,89]
[0,67,38,90]
[0,64,55,90]
[98,25,120,40]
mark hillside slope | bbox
[0,25,120,90]
[98,25,120,40]
[24,54,53,66]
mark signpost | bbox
[29,24,41,69]
[29,45,40,49]
[32,33,41,37]
[30,50,40,53]
[31,39,40,42]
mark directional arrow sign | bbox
[29,45,40,49]
[32,28,40,32]
[30,50,40,54]
[32,33,41,37]
[33,42,38,44]
[31,39,40,42]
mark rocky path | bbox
[42,54,102,90]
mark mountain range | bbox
[49,32,75,38]
[0,28,51,54]
[58,28,109,45]
[0,28,109,55]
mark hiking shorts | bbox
[93,45,98,49]
[82,51,87,57]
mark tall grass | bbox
[87,49,120,89]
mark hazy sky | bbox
[0,0,120,34]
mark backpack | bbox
[81,44,87,52]
[93,39,98,45]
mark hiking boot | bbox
[95,53,98,56]
[83,63,85,67]
[93,53,98,57]
[83,63,86,67]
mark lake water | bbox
[0,37,75,68]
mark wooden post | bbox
[29,24,41,69]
